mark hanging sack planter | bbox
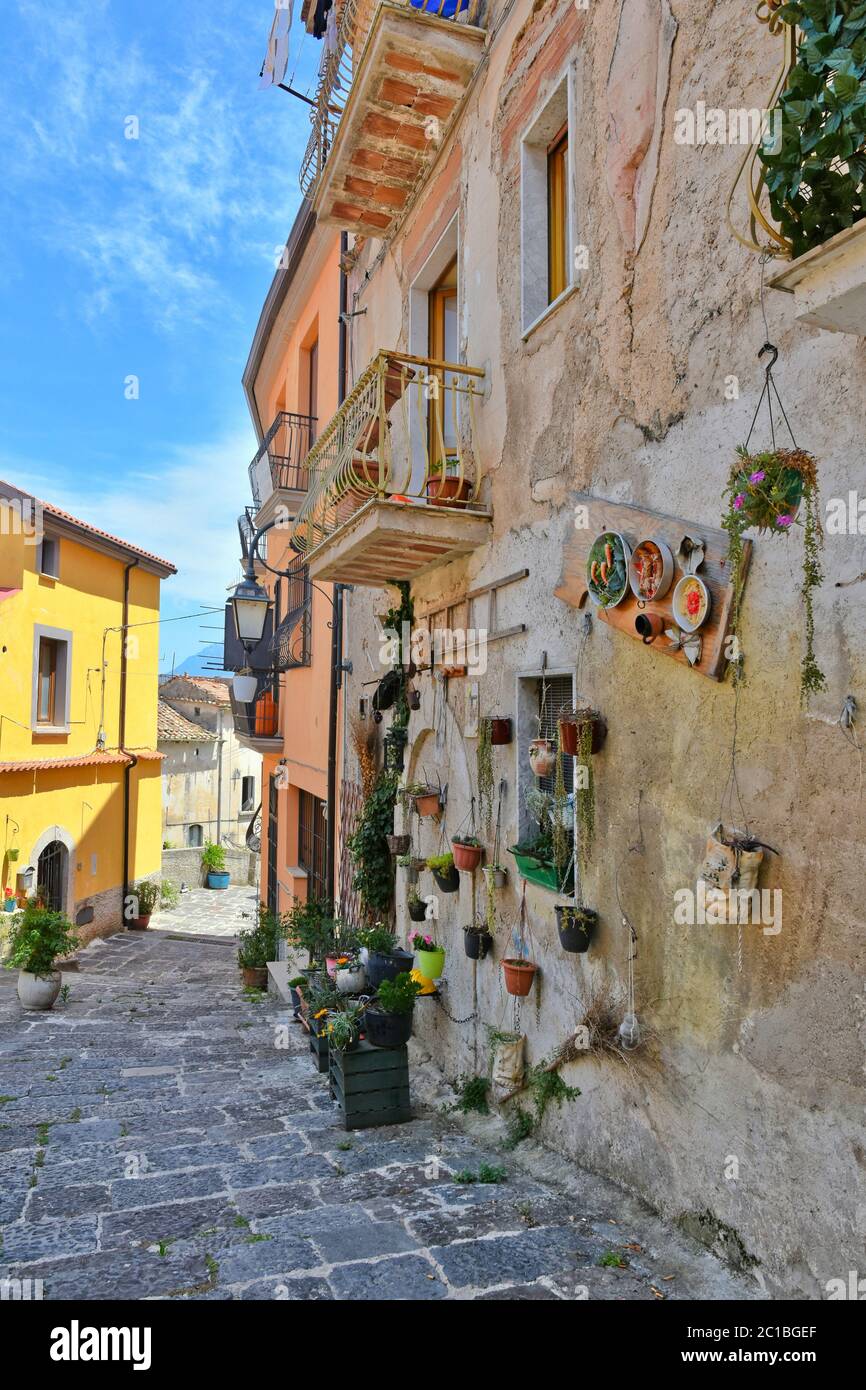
[491,1032,525,1091]
[502,957,537,996]
[386,833,410,856]
[555,904,597,953]
[699,823,776,925]
[463,925,493,960]
[452,837,483,872]
[528,738,556,778]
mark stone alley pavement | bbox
[0,931,761,1301]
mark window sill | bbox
[32,726,70,738]
[521,281,579,341]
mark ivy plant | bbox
[348,770,399,919]
[761,0,866,257]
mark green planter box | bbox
[508,846,573,894]
[328,1041,411,1130]
[310,1031,329,1074]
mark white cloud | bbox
[1,426,256,607]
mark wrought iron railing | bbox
[299,0,485,202]
[271,559,312,669]
[230,680,280,741]
[290,349,485,558]
[249,411,318,511]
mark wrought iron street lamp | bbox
[229,573,270,650]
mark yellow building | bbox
[0,480,175,945]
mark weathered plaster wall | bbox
[339,0,866,1295]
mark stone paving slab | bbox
[0,925,763,1301]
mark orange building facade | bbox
[233,210,345,918]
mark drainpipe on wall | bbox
[326,233,350,909]
[216,715,225,845]
[120,560,139,924]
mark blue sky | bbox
[0,0,320,668]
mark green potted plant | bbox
[407,888,428,923]
[5,898,80,1010]
[325,1003,364,1053]
[237,926,270,989]
[363,926,414,989]
[365,972,422,1048]
[554,903,598,954]
[202,841,230,889]
[334,954,367,994]
[427,851,458,893]
[284,898,336,969]
[452,834,484,873]
[509,787,574,894]
[128,879,160,930]
[6,847,20,863]
[410,930,445,981]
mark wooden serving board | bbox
[553,496,751,681]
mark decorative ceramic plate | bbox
[672,574,711,632]
[629,538,674,602]
[586,531,631,608]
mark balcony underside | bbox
[315,6,485,235]
[305,498,491,585]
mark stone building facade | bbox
[269,0,866,1295]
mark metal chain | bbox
[431,993,477,1026]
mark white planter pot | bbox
[335,966,366,994]
[17,970,62,1011]
[232,672,259,703]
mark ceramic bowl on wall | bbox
[586,531,632,609]
[628,537,674,603]
[672,574,711,632]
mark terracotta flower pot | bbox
[413,790,441,818]
[487,717,512,745]
[502,958,537,997]
[529,738,556,778]
[426,476,472,507]
[242,966,268,990]
[452,841,483,872]
[558,716,607,757]
[128,913,151,931]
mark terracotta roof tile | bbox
[0,750,164,775]
[157,700,218,742]
[0,480,177,575]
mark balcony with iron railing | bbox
[229,677,282,751]
[289,348,491,585]
[248,410,317,517]
[300,0,486,236]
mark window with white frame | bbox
[38,535,60,578]
[520,71,576,334]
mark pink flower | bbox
[424,934,432,945]
[749,470,765,484]
[776,514,792,528]
[733,493,745,510]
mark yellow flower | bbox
[314,1008,328,1019]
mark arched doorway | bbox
[37,840,68,913]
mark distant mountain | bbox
[161,643,231,679]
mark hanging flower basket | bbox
[407,893,428,922]
[483,863,507,889]
[386,833,410,856]
[558,710,606,757]
[428,853,459,893]
[502,957,537,997]
[528,738,556,778]
[723,443,825,704]
[555,904,597,954]
[452,837,483,872]
[463,925,493,960]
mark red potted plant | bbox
[502,957,537,996]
